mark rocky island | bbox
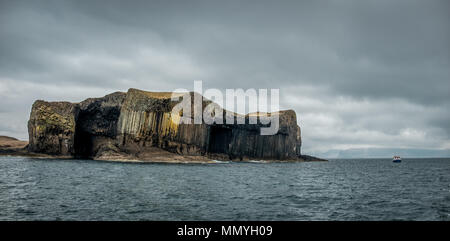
[2,88,326,163]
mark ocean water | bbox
[0,156,449,221]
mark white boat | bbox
[393,156,402,163]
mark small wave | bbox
[211,160,231,164]
[247,160,268,164]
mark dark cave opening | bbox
[208,126,232,154]
[74,113,93,158]
[73,104,122,159]
[74,130,93,158]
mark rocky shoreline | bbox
[0,137,327,163]
[2,88,327,163]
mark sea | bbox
[0,156,449,221]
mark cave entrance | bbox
[74,129,93,158]
[208,126,232,154]
[74,112,93,158]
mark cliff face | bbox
[117,89,210,158]
[28,101,79,155]
[212,110,302,160]
[74,92,126,158]
[27,88,304,161]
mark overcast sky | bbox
[1,0,449,158]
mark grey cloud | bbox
[0,0,448,157]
